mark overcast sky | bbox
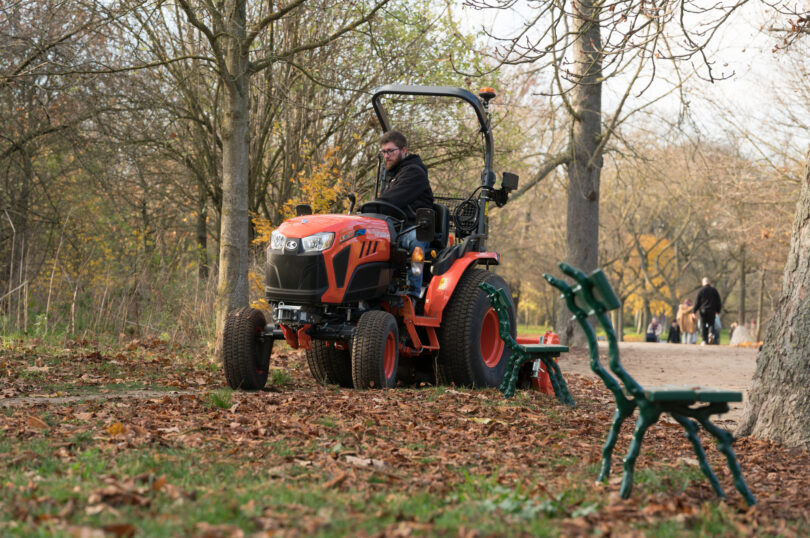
[455,1,807,154]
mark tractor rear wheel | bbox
[222,307,272,390]
[351,311,399,389]
[437,268,513,387]
[306,341,353,387]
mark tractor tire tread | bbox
[352,310,398,389]
[437,268,512,387]
[306,341,353,387]
[222,307,269,391]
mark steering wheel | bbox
[358,200,408,225]
[453,199,479,236]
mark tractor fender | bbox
[423,252,499,319]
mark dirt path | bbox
[559,342,759,428]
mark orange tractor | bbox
[223,85,519,390]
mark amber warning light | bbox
[479,87,496,100]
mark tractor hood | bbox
[266,213,394,305]
[275,213,391,247]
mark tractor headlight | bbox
[301,232,334,252]
[270,230,286,250]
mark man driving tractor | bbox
[377,130,434,296]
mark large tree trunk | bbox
[737,153,810,447]
[756,269,765,341]
[558,0,603,345]
[739,244,746,324]
[215,0,251,355]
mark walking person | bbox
[676,299,698,344]
[692,277,722,345]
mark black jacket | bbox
[377,154,433,217]
[667,324,681,343]
[693,284,722,316]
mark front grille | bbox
[265,250,329,303]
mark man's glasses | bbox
[380,148,401,156]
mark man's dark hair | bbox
[380,130,407,149]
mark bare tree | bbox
[466,0,748,342]
[168,0,389,352]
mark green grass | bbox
[0,426,775,537]
[204,388,233,409]
[635,464,704,495]
[2,442,573,536]
[268,368,292,386]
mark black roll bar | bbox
[370,84,497,247]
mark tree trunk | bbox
[756,269,765,342]
[739,244,746,325]
[737,153,810,447]
[558,0,603,345]
[215,0,251,356]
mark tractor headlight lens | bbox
[270,230,286,250]
[301,232,334,252]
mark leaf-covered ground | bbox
[2,338,809,537]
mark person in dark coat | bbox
[666,320,681,344]
[376,131,434,296]
[377,131,434,216]
[693,277,722,345]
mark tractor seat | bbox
[430,203,450,250]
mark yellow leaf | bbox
[106,422,127,436]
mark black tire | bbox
[222,307,272,391]
[436,268,514,387]
[351,311,399,389]
[306,341,353,387]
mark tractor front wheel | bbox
[222,307,272,390]
[351,311,399,389]
[437,269,513,387]
[306,341,353,387]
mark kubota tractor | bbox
[222,85,519,390]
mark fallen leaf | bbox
[151,475,167,492]
[68,525,106,538]
[323,471,348,489]
[102,523,136,537]
[26,416,50,429]
[106,422,127,436]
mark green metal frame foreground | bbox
[479,282,574,405]
[543,262,755,506]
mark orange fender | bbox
[423,252,499,320]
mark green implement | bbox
[543,263,755,506]
[479,281,574,405]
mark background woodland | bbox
[1,0,806,345]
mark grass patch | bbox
[0,419,765,537]
[635,464,704,495]
[204,388,233,409]
[268,368,292,386]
